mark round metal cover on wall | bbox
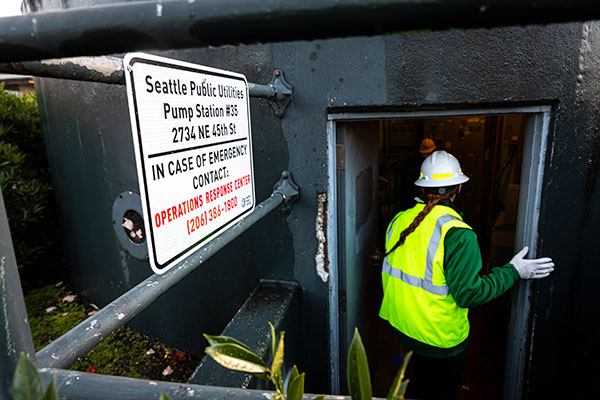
[112,191,148,260]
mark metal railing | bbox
[37,368,323,400]
[3,0,600,398]
[0,2,303,391]
[1,57,270,96]
[36,172,299,368]
[0,191,36,399]
[0,57,294,117]
[2,0,600,64]
[0,171,300,399]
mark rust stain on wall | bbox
[315,192,329,282]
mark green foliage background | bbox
[0,84,54,267]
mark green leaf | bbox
[203,333,254,353]
[271,330,285,376]
[269,322,277,357]
[398,380,410,398]
[387,351,412,400]
[41,377,58,400]
[276,374,284,397]
[347,328,372,400]
[286,365,299,394]
[250,371,272,381]
[12,353,44,400]
[159,393,171,400]
[205,343,269,374]
[287,373,305,400]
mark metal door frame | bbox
[326,106,551,397]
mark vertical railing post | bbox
[0,189,36,400]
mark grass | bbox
[24,282,199,382]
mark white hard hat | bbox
[415,150,470,187]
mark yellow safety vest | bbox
[379,203,472,348]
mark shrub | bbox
[0,85,53,267]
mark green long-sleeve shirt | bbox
[390,227,520,358]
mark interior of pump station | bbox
[379,114,524,268]
[347,113,527,399]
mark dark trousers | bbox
[407,351,466,400]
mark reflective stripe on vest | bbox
[382,213,461,296]
[387,214,401,240]
[382,256,449,296]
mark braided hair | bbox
[385,186,459,257]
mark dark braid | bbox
[385,187,459,256]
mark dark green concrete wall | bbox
[266,24,595,397]
[36,43,295,362]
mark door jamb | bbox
[326,106,551,397]
[326,120,341,393]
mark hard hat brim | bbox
[414,175,470,187]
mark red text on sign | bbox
[155,194,204,228]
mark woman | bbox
[379,150,554,399]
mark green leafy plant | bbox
[347,328,372,399]
[205,324,411,400]
[204,322,319,400]
[0,85,54,268]
[11,353,58,400]
[347,328,412,400]
[12,325,411,400]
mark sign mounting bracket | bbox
[267,69,293,119]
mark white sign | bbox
[124,53,255,274]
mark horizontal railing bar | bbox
[247,82,277,100]
[2,0,600,63]
[39,368,361,399]
[36,171,297,368]
[0,57,124,85]
[0,57,277,99]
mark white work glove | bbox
[510,246,554,279]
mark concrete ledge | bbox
[187,279,300,388]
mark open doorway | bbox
[327,108,550,399]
